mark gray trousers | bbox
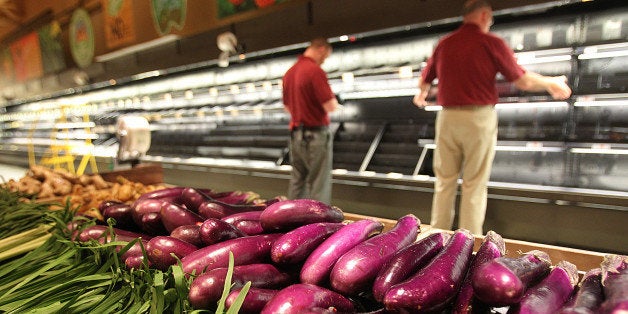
[288,128,333,204]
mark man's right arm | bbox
[513,72,572,100]
[413,78,432,108]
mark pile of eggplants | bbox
[81,186,627,313]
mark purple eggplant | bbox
[125,254,149,269]
[188,263,293,309]
[170,224,204,247]
[508,260,579,314]
[181,233,282,275]
[271,222,345,265]
[330,214,421,295]
[160,201,204,233]
[136,186,184,202]
[300,219,383,286]
[599,254,628,313]
[140,212,168,235]
[199,218,246,245]
[383,229,475,313]
[101,202,137,230]
[210,190,260,205]
[233,220,264,235]
[558,268,603,314]
[259,195,288,207]
[472,250,552,307]
[261,283,355,314]
[118,239,147,261]
[132,198,165,226]
[260,199,344,232]
[453,230,506,314]
[177,187,213,212]
[222,210,263,225]
[78,225,152,243]
[197,200,266,219]
[146,236,199,271]
[372,231,450,302]
[226,287,278,314]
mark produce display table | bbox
[344,212,607,272]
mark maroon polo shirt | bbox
[421,23,525,107]
[282,55,335,130]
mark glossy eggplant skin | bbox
[383,229,475,313]
[131,198,164,226]
[177,187,212,212]
[300,219,383,286]
[329,214,421,295]
[145,236,198,271]
[372,232,450,303]
[472,250,552,307]
[558,268,603,314]
[169,224,204,247]
[100,201,137,230]
[136,187,184,203]
[197,200,265,219]
[78,224,152,243]
[271,222,344,265]
[260,199,344,232]
[508,260,579,314]
[181,233,282,275]
[226,287,278,314]
[198,217,246,245]
[260,283,355,314]
[599,254,628,313]
[453,230,505,314]
[139,212,168,235]
[188,263,292,309]
[160,202,204,233]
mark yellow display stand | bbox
[30,106,98,176]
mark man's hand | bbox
[414,80,432,108]
[413,93,428,108]
[547,75,572,100]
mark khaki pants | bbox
[288,128,333,204]
[430,106,497,235]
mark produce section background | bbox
[0,0,626,255]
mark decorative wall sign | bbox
[151,0,187,35]
[38,21,66,74]
[9,32,43,82]
[104,0,137,49]
[69,8,95,68]
[217,0,288,19]
[0,48,13,83]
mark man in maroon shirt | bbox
[413,0,572,235]
[283,37,339,204]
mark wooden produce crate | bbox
[100,163,163,185]
[343,212,607,273]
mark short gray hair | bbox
[462,0,492,16]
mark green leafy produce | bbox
[0,187,247,313]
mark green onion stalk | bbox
[0,187,248,313]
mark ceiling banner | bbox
[69,8,95,68]
[217,0,289,19]
[0,48,14,84]
[38,21,66,74]
[9,32,43,82]
[104,0,137,49]
[151,0,187,35]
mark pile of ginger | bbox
[2,165,165,216]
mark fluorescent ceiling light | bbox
[495,102,568,109]
[574,99,626,107]
[95,35,180,62]
[570,148,628,155]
